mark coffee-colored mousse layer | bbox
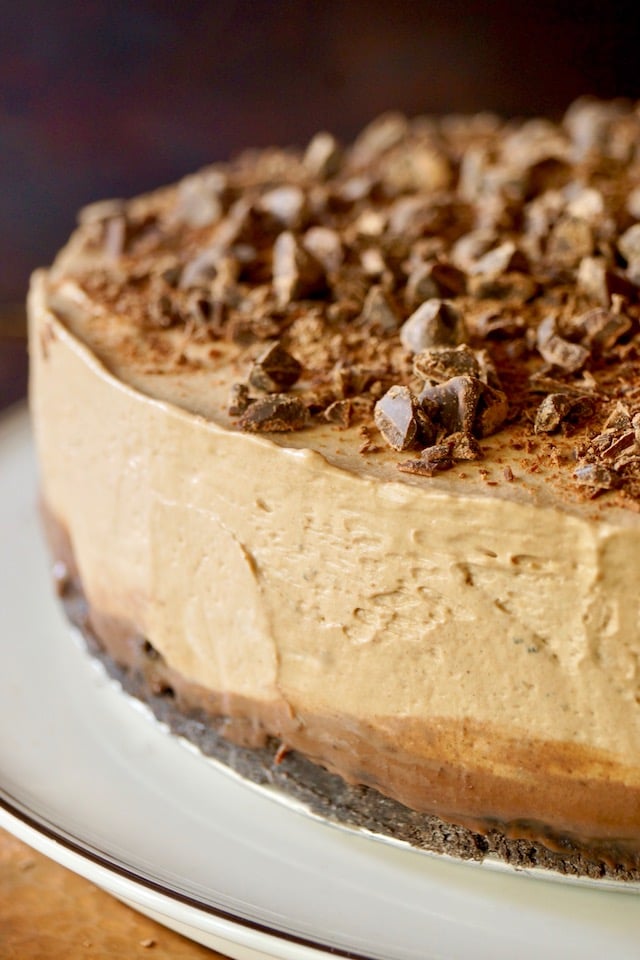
[44,509,640,879]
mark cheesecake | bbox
[29,98,640,879]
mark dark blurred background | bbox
[1,0,640,403]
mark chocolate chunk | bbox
[272,231,326,307]
[400,300,468,353]
[405,261,466,309]
[618,223,640,261]
[380,144,451,193]
[546,216,594,269]
[249,341,302,393]
[374,385,433,451]
[103,216,127,259]
[77,197,126,226]
[238,395,308,432]
[303,226,343,273]
[450,229,498,271]
[397,442,455,477]
[469,241,529,279]
[536,315,590,372]
[228,383,251,416]
[573,462,618,491]
[303,131,342,179]
[323,399,352,428]
[467,272,538,303]
[577,256,638,306]
[413,344,481,383]
[570,307,632,353]
[258,186,306,229]
[473,383,509,437]
[351,112,408,165]
[180,247,223,289]
[175,172,224,228]
[359,286,401,333]
[419,376,481,436]
[534,393,595,434]
[448,431,483,460]
[404,262,441,307]
[360,247,386,277]
[473,310,525,339]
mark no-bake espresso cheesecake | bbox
[29,98,640,879]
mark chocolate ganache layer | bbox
[29,98,640,876]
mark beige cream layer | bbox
[29,271,640,813]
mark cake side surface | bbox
[29,281,640,870]
[28,98,640,875]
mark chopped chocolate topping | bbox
[413,344,482,383]
[227,382,251,416]
[546,216,594,269]
[474,383,509,437]
[66,98,640,495]
[536,315,590,373]
[569,307,632,354]
[448,431,483,461]
[258,186,306,230]
[400,300,468,353]
[272,231,326,307]
[238,395,308,432]
[534,393,595,434]
[618,224,640,264]
[323,399,352,428]
[405,261,466,308]
[374,385,433,451]
[419,375,481,436]
[303,131,342,179]
[175,172,224,228]
[359,285,401,333]
[397,442,455,476]
[574,462,618,492]
[577,256,638,306]
[469,241,529,279]
[249,340,303,393]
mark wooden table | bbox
[0,307,226,958]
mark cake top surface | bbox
[45,97,640,523]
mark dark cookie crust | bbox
[59,578,640,884]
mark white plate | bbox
[2,403,640,960]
